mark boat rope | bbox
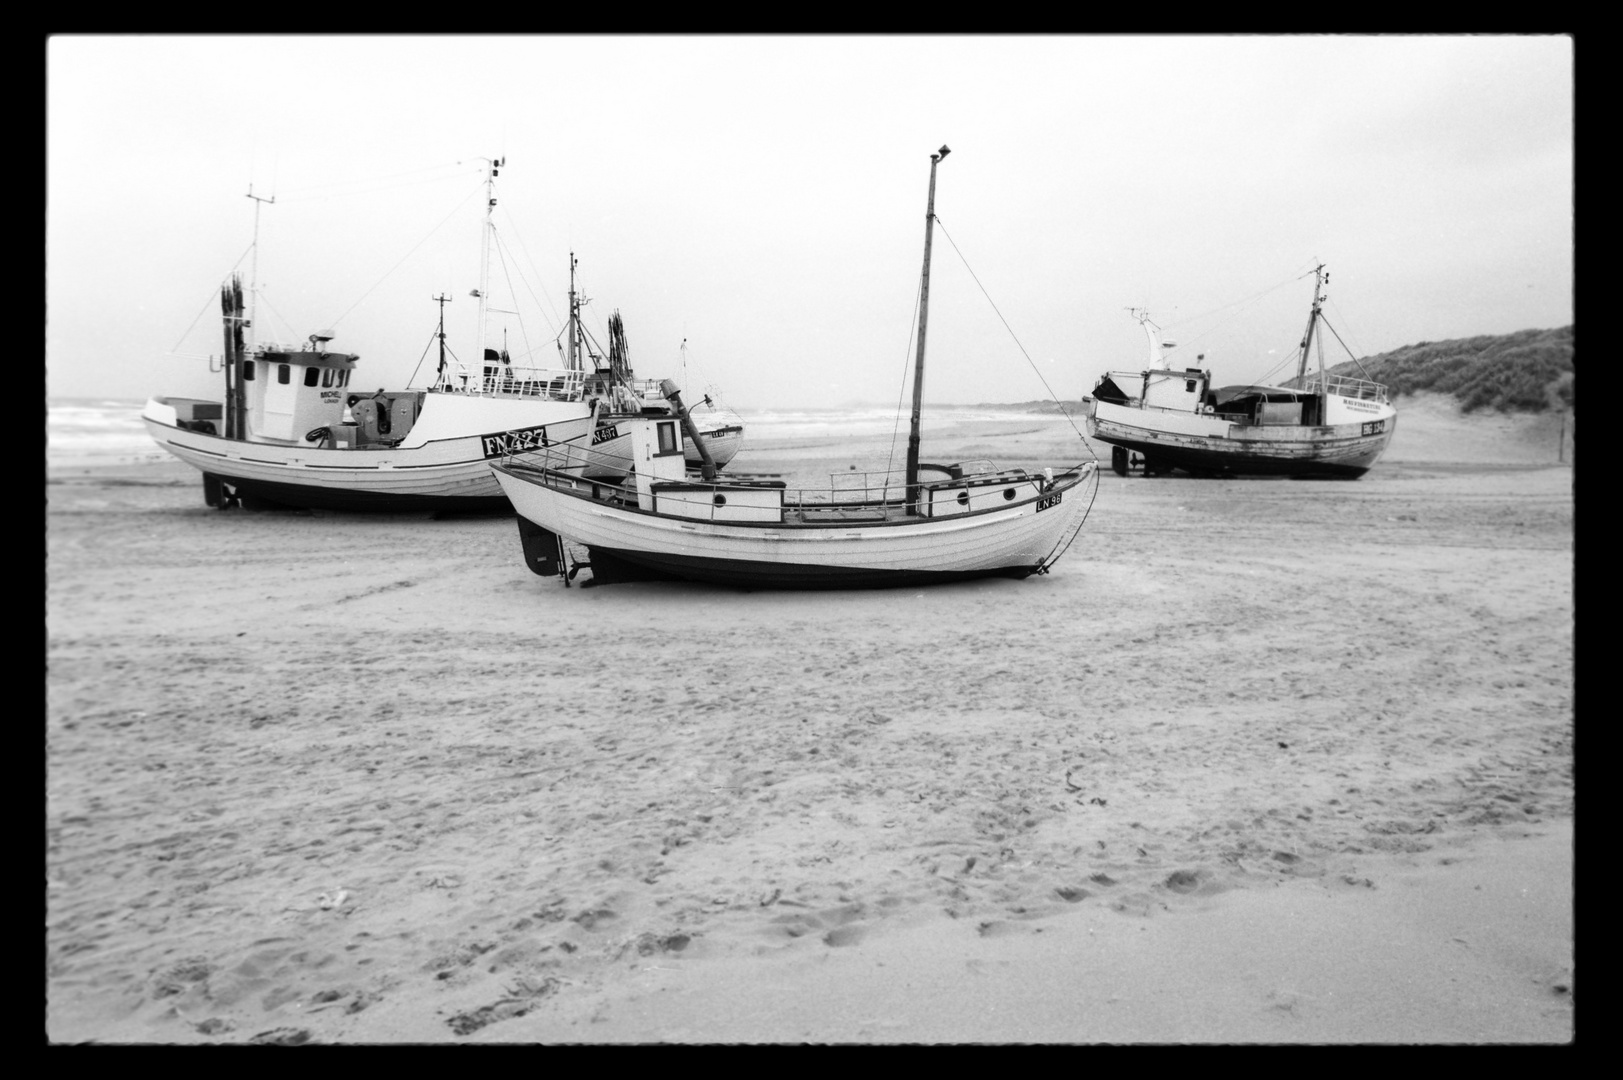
[1156,272,1304,362]
[886,272,926,484]
[320,183,484,333]
[934,218,1089,445]
[1318,314,1377,382]
[169,243,254,356]
[492,205,566,337]
[1041,463,1101,570]
[490,238,536,363]
[254,291,300,346]
[271,161,477,203]
[407,327,464,388]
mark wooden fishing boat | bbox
[1084,266,1396,479]
[489,146,1100,589]
[141,160,741,513]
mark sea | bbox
[45,399,1063,472]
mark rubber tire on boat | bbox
[1111,446,1129,477]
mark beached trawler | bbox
[1083,266,1396,479]
[489,146,1100,589]
[141,159,741,513]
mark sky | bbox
[46,35,1573,411]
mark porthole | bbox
[1004,488,1016,500]
[956,491,970,506]
[713,493,727,507]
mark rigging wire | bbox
[319,182,484,333]
[254,292,300,346]
[934,218,1089,445]
[271,162,478,202]
[490,238,534,364]
[1318,315,1376,381]
[495,204,566,335]
[1156,270,1309,360]
[886,273,926,486]
[168,243,255,355]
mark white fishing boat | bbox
[141,159,741,513]
[1084,266,1396,479]
[489,146,1100,589]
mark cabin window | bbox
[657,422,678,454]
[322,368,334,387]
[241,361,255,381]
[278,364,290,384]
[304,367,320,387]
[1186,379,1197,392]
[339,370,349,387]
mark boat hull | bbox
[142,399,599,512]
[1086,402,1396,479]
[142,397,745,512]
[573,544,1043,589]
[491,462,1097,590]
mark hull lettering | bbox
[481,424,551,459]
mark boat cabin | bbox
[240,335,359,444]
[628,417,788,522]
[1091,366,1212,413]
[233,334,428,448]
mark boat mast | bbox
[475,156,505,380]
[1295,263,1327,385]
[433,292,452,382]
[245,185,274,353]
[905,144,950,515]
[566,253,580,372]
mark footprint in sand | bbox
[823,925,866,947]
[976,920,1027,938]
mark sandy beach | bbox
[45,392,1574,1043]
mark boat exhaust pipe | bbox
[659,379,718,481]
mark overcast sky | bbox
[46,35,1573,410]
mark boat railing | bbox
[1322,373,1389,403]
[502,432,1084,512]
[434,364,589,399]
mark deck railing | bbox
[1323,373,1389,403]
[501,430,1078,510]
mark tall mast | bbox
[1295,263,1327,384]
[245,185,274,352]
[433,292,452,381]
[566,253,579,371]
[905,144,950,515]
[475,156,505,375]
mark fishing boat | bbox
[140,160,741,513]
[488,146,1100,589]
[1083,266,1396,479]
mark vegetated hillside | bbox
[1327,326,1573,414]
